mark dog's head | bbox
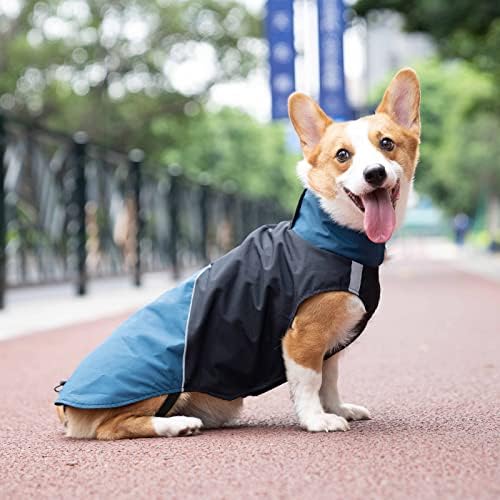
[288,68,421,243]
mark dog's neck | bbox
[291,190,385,267]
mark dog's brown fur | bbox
[283,292,363,372]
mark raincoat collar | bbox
[291,190,385,268]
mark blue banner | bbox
[317,0,350,120]
[266,0,296,120]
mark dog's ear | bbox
[288,92,332,158]
[376,68,421,135]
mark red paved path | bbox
[1,260,499,499]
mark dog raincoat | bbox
[56,190,384,408]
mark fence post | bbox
[168,165,182,280]
[72,132,88,296]
[129,149,144,287]
[198,172,211,264]
[200,185,209,263]
[0,115,6,309]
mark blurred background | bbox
[0,0,499,324]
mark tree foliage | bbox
[0,0,263,123]
[354,0,500,107]
[154,107,301,209]
[0,1,300,208]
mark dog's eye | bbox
[380,137,395,151]
[335,149,351,163]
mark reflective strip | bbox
[181,265,210,392]
[348,261,363,295]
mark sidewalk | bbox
[390,236,500,283]
[0,271,183,341]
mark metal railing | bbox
[0,114,288,308]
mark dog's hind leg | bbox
[179,392,243,428]
[62,395,202,440]
[95,414,202,440]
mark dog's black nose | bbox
[363,164,387,187]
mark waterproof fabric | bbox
[56,190,384,408]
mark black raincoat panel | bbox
[183,221,380,400]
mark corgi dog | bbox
[55,68,420,439]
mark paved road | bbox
[1,259,499,499]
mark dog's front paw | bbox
[329,403,371,421]
[154,416,203,437]
[302,413,350,433]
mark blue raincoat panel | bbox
[56,273,200,408]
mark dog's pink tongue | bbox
[361,189,396,243]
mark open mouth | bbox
[343,180,400,213]
[343,180,401,244]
